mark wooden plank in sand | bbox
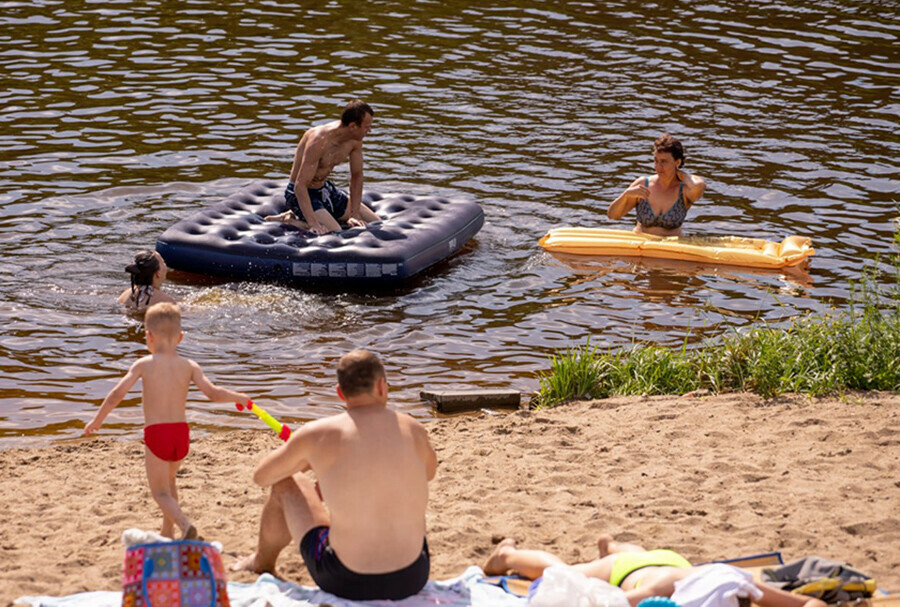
[420,389,521,413]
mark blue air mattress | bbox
[155,181,484,284]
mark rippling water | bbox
[1,0,898,447]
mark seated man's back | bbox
[312,405,431,573]
[239,349,438,601]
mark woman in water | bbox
[607,134,706,237]
[117,250,176,312]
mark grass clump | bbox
[535,302,900,409]
[532,340,603,409]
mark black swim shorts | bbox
[285,180,349,222]
[299,526,430,601]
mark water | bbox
[1,0,898,447]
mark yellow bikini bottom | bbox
[609,549,692,587]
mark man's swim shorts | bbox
[143,422,190,462]
[299,526,430,600]
[285,180,349,222]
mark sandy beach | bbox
[2,391,899,605]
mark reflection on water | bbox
[0,0,898,446]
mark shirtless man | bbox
[270,99,381,234]
[483,535,826,607]
[232,350,438,601]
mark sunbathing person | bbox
[483,535,827,607]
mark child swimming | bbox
[118,250,176,312]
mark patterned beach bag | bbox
[121,540,230,607]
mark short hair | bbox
[337,349,386,397]
[145,302,181,339]
[341,99,374,127]
[653,133,685,166]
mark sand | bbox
[2,392,899,605]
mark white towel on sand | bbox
[672,564,764,607]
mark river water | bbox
[1,0,898,447]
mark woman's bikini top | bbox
[634,176,687,230]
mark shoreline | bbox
[3,391,899,604]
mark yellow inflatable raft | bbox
[538,228,814,269]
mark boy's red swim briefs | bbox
[143,422,190,462]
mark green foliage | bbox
[533,213,900,407]
[532,340,603,409]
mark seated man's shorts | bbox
[299,526,430,601]
[144,422,190,462]
[285,180,349,222]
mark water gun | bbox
[236,400,292,441]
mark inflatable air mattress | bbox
[156,181,484,284]
[539,228,814,269]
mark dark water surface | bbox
[1,0,898,446]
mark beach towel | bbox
[16,566,528,607]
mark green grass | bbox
[533,219,900,408]
[534,303,900,408]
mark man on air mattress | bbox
[269,99,381,235]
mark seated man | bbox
[232,350,438,601]
[483,534,827,607]
[268,99,381,234]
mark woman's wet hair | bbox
[653,133,685,166]
[125,251,159,306]
[126,250,160,286]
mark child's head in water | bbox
[126,250,165,287]
[144,302,182,350]
[119,250,174,310]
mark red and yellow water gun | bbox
[236,400,292,441]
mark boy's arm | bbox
[84,360,144,435]
[253,425,314,487]
[189,360,249,404]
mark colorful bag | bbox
[121,540,230,607]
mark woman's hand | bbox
[678,169,698,184]
[608,177,649,220]
[624,181,650,201]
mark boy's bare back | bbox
[85,302,248,436]
[133,352,199,425]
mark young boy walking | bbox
[85,302,249,540]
